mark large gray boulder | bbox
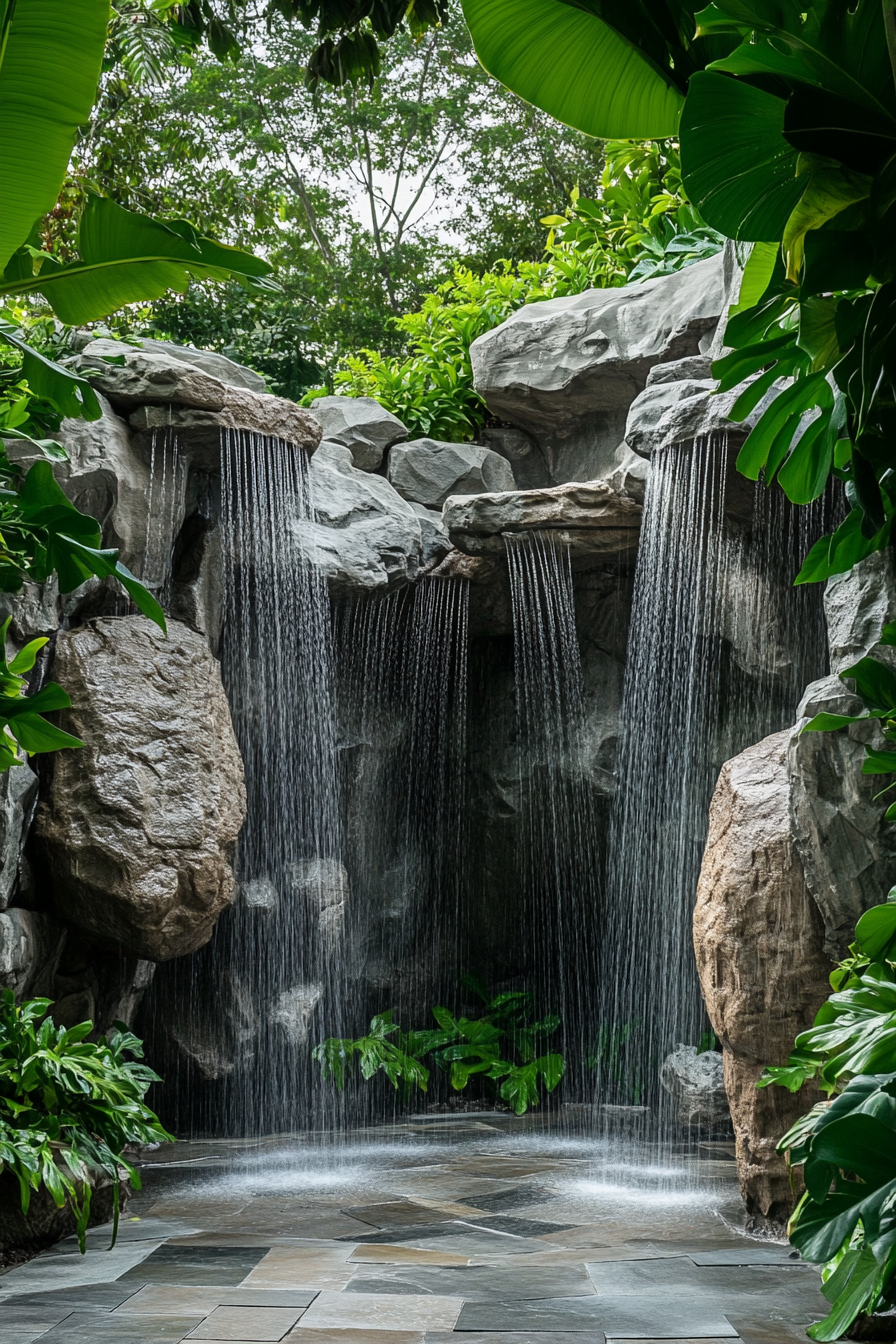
[308,395,408,471]
[624,363,784,459]
[128,390,321,466]
[470,250,733,482]
[824,551,896,674]
[298,440,423,591]
[0,908,65,998]
[77,340,227,409]
[444,479,642,563]
[388,438,515,508]
[788,675,896,959]
[35,617,246,961]
[74,334,266,393]
[0,764,37,910]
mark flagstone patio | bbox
[0,1115,826,1344]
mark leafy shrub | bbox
[0,993,171,1250]
[314,987,564,1115]
[305,141,723,442]
[763,897,896,1339]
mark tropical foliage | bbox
[312,141,722,440]
[314,988,565,1115]
[461,0,896,588]
[762,897,896,1339]
[65,11,606,395]
[0,992,170,1252]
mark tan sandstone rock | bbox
[694,730,831,1224]
[36,617,246,961]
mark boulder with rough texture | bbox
[409,503,453,568]
[0,908,65,998]
[660,1044,730,1131]
[129,391,321,466]
[470,250,734,481]
[35,618,246,961]
[297,440,422,591]
[134,338,266,393]
[625,371,784,459]
[478,425,547,490]
[77,340,228,410]
[788,676,896,959]
[308,396,408,470]
[388,439,515,508]
[694,730,831,1223]
[824,551,896,674]
[444,479,642,561]
[0,764,37,910]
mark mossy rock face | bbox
[0,1168,126,1254]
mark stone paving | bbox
[0,1114,826,1344]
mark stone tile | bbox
[688,1249,800,1266]
[37,1312,206,1341]
[51,1218,203,1252]
[344,1263,596,1301]
[0,1243,166,1298]
[185,1306,306,1339]
[406,1200,490,1218]
[727,1319,822,1343]
[116,1244,270,1286]
[286,1332,423,1343]
[241,1247,357,1289]
[2,1304,74,1330]
[343,1204,462,1228]
[349,1245,470,1267]
[404,1234,541,1258]
[454,1296,738,1336]
[0,1285,141,1312]
[451,1160,563,1178]
[424,1335,606,1344]
[0,1334,48,1344]
[475,1215,578,1237]
[337,1221,471,1244]
[584,1258,709,1296]
[115,1286,319,1315]
[458,1187,549,1213]
[296,1290,464,1331]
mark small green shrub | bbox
[314,988,564,1115]
[305,141,724,442]
[0,993,171,1251]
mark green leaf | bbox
[0,196,277,326]
[782,157,871,283]
[796,507,891,585]
[0,321,101,421]
[9,712,83,755]
[862,747,896,775]
[680,72,803,241]
[856,903,896,963]
[730,241,779,315]
[803,712,869,732]
[0,0,110,270]
[841,655,896,716]
[461,0,684,140]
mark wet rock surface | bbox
[471,251,732,481]
[388,438,515,508]
[444,479,642,562]
[660,1044,730,1132]
[695,730,831,1223]
[308,395,408,471]
[35,617,246,961]
[300,440,423,591]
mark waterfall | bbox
[142,427,187,608]
[334,577,469,1120]
[505,531,600,1104]
[144,430,345,1138]
[602,434,831,1139]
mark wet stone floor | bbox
[0,1113,827,1344]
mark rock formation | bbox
[308,395,408,470]
[694,731,831,1224]
[388,438,515,507]
[36,618,246,961]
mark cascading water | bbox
[505,531,601,1104]
[142,427,187,607]
[601,434,832,1141]
[333,577,469,1120]
[145,430,345,1137]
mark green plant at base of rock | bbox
[0,992,172,1252]
[306,140,722,442]
[314,989,565,1115]
[763,896,896,1338]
